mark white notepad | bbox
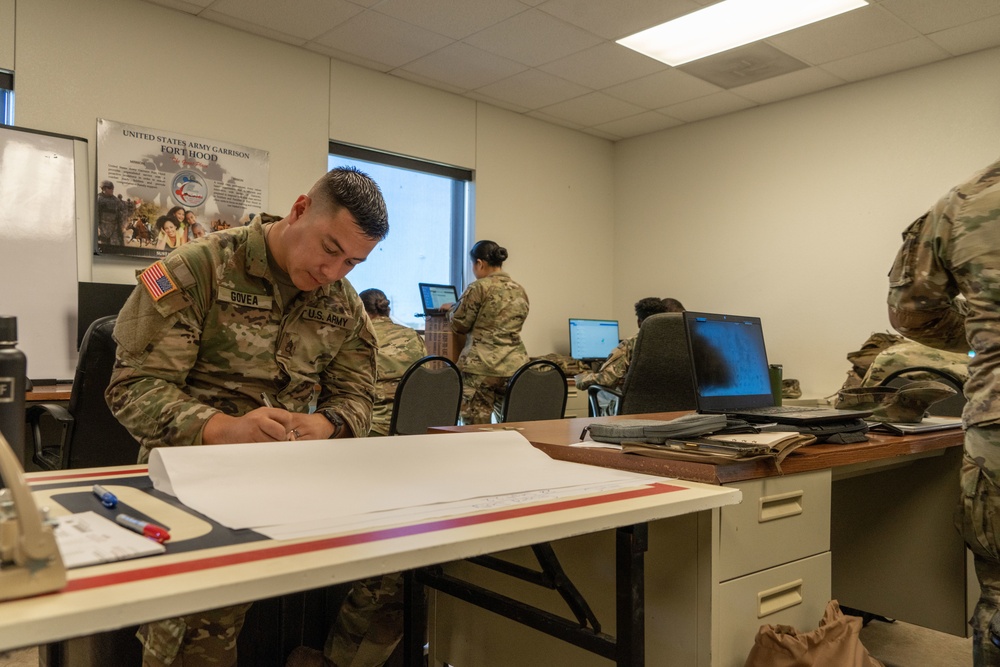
[52,511,166,569]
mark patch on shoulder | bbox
[303,306,351,328]
[139,261,179,301]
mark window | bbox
[0,70,12,125]
[328,142,472,329]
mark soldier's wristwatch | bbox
[319,409,345,439]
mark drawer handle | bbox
[757,579,803,618]
[759,490,803,522]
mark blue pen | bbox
[92,484,118,509]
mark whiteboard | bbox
[0,124,87,381]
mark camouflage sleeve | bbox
[105,255,220,450]
[317,306,378,439]
[574,339,631,390]
[450,282,482,335]
[886,212,970,353]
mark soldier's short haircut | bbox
[634,297,679,324]
[312,166,389,241]
[359,288,390,317]
[661,298,685,313]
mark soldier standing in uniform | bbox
[442,240,529,424]
[573,297,685,415]
[106,166,388,667]
[96,180,126,248]
[359,288,427,437]
[886,156,1000,666]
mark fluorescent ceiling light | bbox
[617,0,868,67]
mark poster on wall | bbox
[95,118,269,258]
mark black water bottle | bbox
[0,315,27,465]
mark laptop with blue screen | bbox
[683,311,871,424]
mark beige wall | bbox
[11,0,616,359]
[0,0,13,71]
[10,0,1000,386]
[614,46,1000,396]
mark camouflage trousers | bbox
[958,426,1000,666]
[137,603,251,667]
[460,373,509,424]
[325,573,405,667]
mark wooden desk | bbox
[430,412,963,484]
[428,414,971,667]
[26,383,73,402]
[2,461,737,655]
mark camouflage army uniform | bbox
[107,218,377,667]
[886,156,1000,665]
[96,191,126,248]
[450,272,529,424]
[573,335,635,416]
[860,339,970,387]
[574,335,636,391]
[368,316,427,436]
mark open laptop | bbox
[683,311,872,424]
[418,283,459,316]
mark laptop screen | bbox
[683,311,774,412]
[418,283,458,314]
[568,318,619,360]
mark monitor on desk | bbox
[77,281,135,347]
[568,318,619,362]
[418,283,458,316]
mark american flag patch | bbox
[140,261,178,301]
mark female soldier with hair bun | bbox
[442,240,529,424]
[359,288,427,436]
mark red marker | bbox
[116,513,171,543]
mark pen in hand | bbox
[260,392,274,408]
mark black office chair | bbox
[587,313,695,417]
[499,359,567,423]
[877,366,967,417]
[28,315,141,470]
[388,355,463,436]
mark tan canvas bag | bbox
[743,600,885,667]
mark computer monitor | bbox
[418,283,458,315]
[77,281,135,347]
[568,318,620,361]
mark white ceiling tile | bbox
[205,0,360,41]
[660,92,757,123]
[200,9,309,46]
[538,42,669,89]
[880,0,1000,33]
[928,14,1000,55]
[399,42,528,91]
[594,111,683,138]
[373,0,528,40]
[730,67,845,105]
[390,69,467,95]
[536,0,703,40]
[474,69,591,110]
[462,9,602,67]
[820,37,950,82]
[305,42,394,73]
[539,92,646,126]
[465,91,532,114]
[526,109,585,130]
[580,127,623,141]
[767,5,920,65]
[604,68,720,109]
[144,0,211,12]
[313,11,453,69]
